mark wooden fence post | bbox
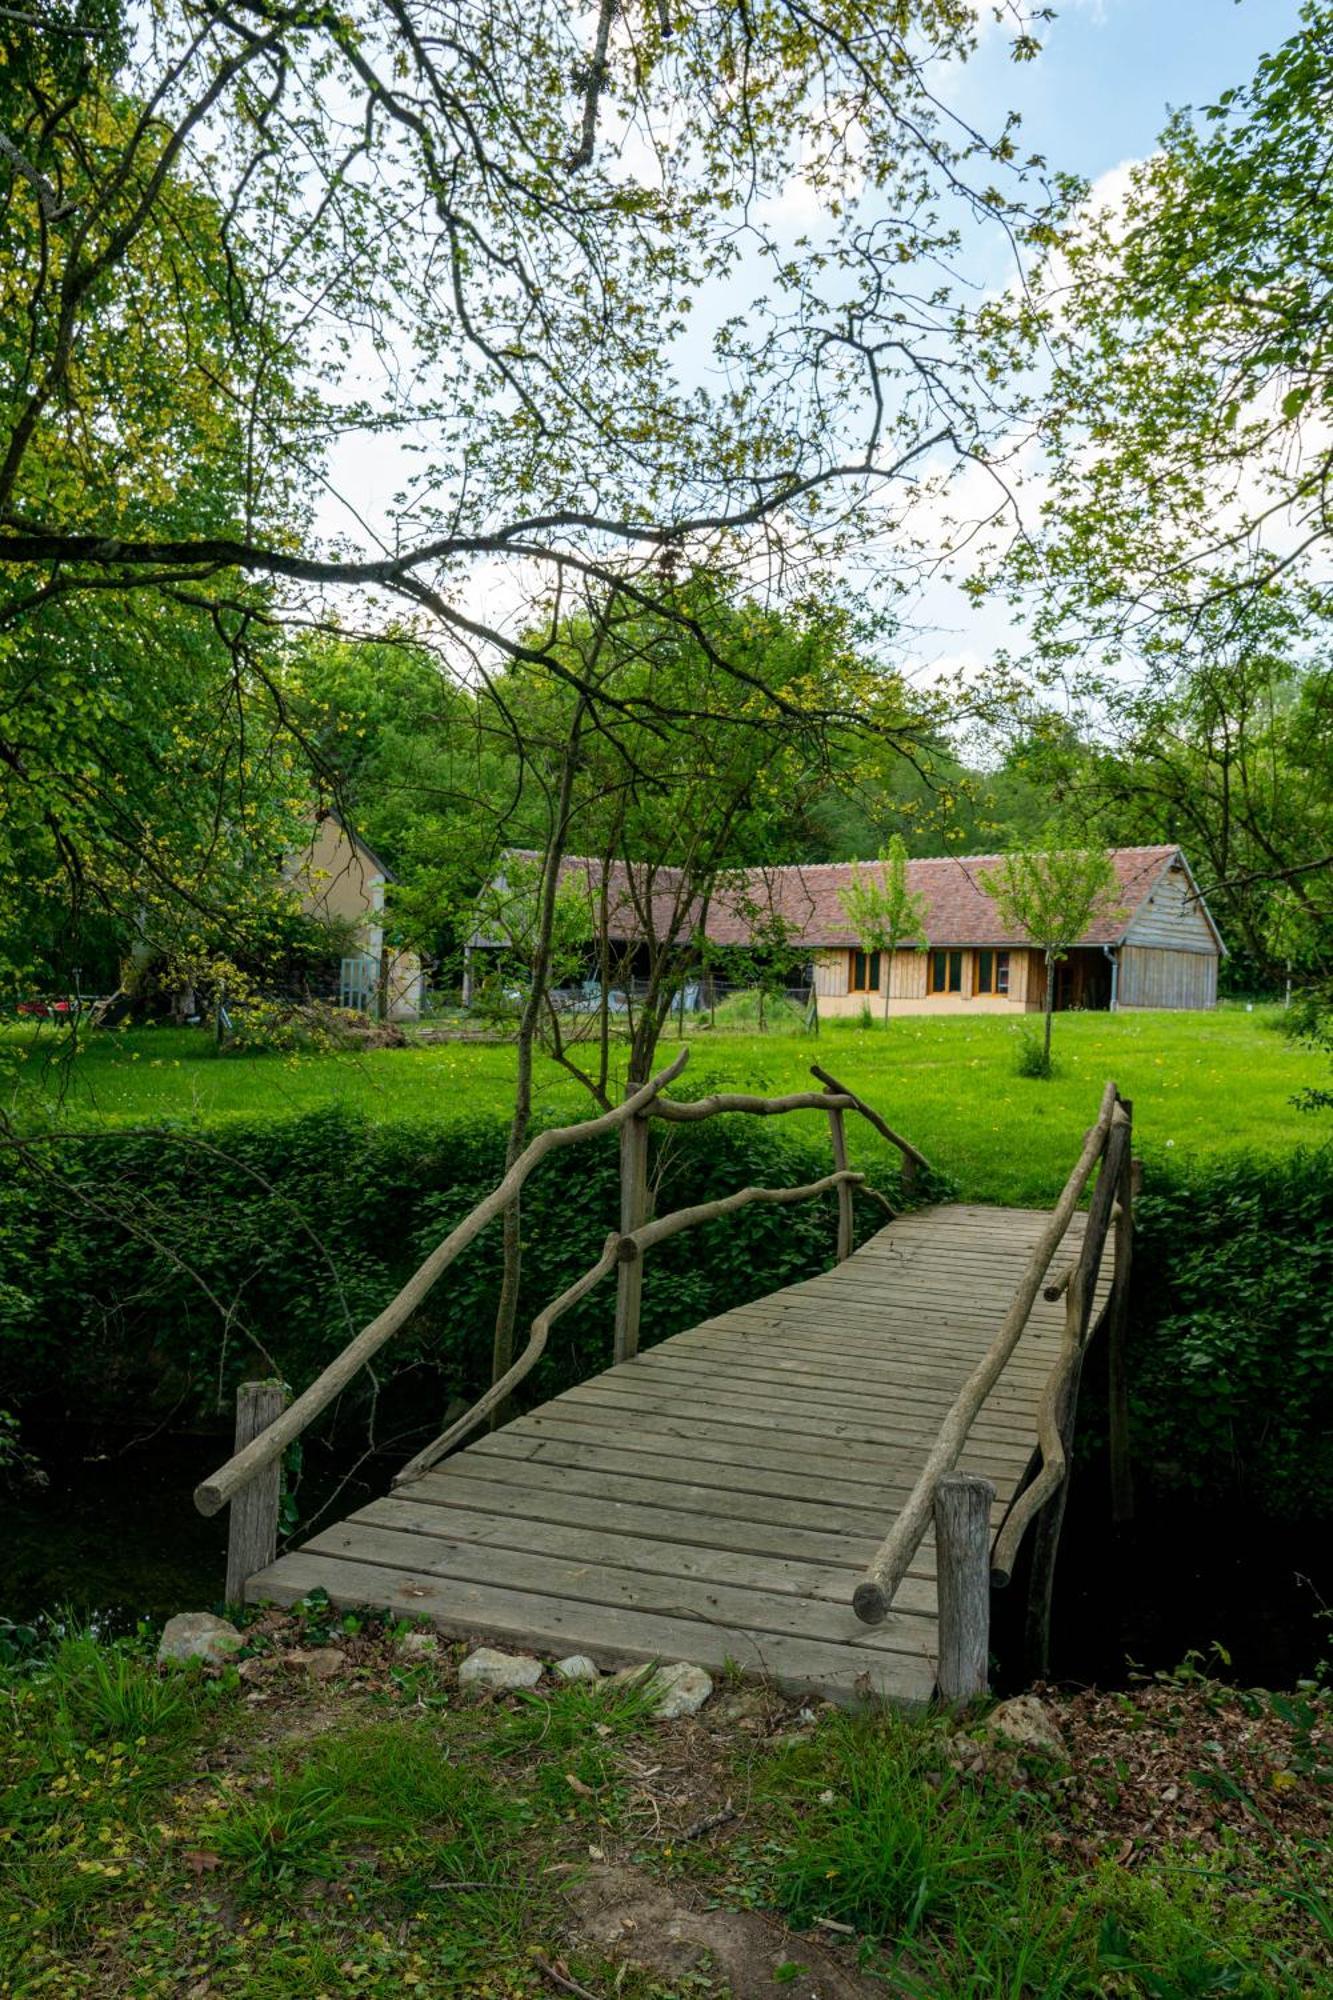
[826,1099,854,1262]
[934,1473,994,1703]
[613,1108,650,1363]
[225,1380,287,1606]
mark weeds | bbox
[2,1625,1329,1998]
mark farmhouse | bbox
[469,844,1223,1016]
[285,811,425,1021]
[708,845,1224,1016]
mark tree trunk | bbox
[490,699,586,1402]
[1044,950,1055,1066]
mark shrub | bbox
[0,1109,912,1423]
[1129,1147,1333,1520]
[1014,1027,1055,1079]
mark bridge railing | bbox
[852,1079,1138,1699]
[195,1045,927,1600]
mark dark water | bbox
[3,1418,396,1635]
[991,1449,1331,1692]
[5,1421,1329,1686]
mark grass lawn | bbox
[3,1006,1323,1204]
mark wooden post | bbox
[225,1380,287,1605]
[826,1099,854,1262]
[1107,1111,1138,1524]
[934,1473,994,1703]
[613,1108,649,1363]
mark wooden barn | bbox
[707,845,1224,1017]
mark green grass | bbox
[4,1006,1322,1203]
[2,1620,1330,1999]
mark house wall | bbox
[812,946,1041,1017]
[286,817,425,1021]
[287,815,386,934]
[1124,862,1219,954]
[1118,945,1218,1011]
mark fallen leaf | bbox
[183,1849,222,1874]
[564,1773,597,1798]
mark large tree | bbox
[2,0,1053,859]
[972,5,1333,996]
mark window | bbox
[975,949,1011,995]
[929,949,963,994]
[849,948,881,993]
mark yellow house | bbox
[284,812,424,1021]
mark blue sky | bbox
[895,0,1309,685]
[957,0,1304,184]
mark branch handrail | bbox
[989,1106,1130,1587]
[390,1169,866,1486]
[852,1080,1119,1627]
[193,1050,690,1518]
[196,1044,925,1523]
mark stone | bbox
[605,1660,713,1720]
[709,1689,768,1728]
[157,1612,244,1669]
[458,1646,542,1692]
[650,1662,713,1720]
[554,1653,600,1683]
[397,1631,439,1659]
[985,1695,1067,1762]
[283,1647,346,1681]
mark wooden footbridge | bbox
[197,1056,1135,1706]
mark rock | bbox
[710,1689,769,1728]
[458,1646,542,1692]
[651,1662,714,1720]
[397,1631,439,1659]
[157,1612,244,1668]
[554,1653,600,1683]
[985,1695,1067,1762]
[605,1660,713,1720]
[283,1647,347,1681]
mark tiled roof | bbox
[703,847,1184,949]
[486,845,1194,952]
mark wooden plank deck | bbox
[247,1204,1101,1705]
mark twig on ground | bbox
[533,1954,605,2000]
[682,1801,737,1840]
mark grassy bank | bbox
[3,1612,1330,1999]
[4,1007,1320,1204]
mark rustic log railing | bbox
[853,1080,1139,1698]
[197,1046,925,1601]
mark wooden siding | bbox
[1119,945,1218,1011]
[891,948,929,1002]
[812,947,1041,1016]
[1124,861,1219,955]
[813,950,849,999]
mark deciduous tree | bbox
[837,835,928,1021]
[981,837,1122,1071]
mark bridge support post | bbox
[934,1473,994,1704]
[614,1109,650,1363]
[825,1100,854,1262]
[225,1379,287,1607]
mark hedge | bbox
[0,1111,906,1422]
[3,1114,1330,1520]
